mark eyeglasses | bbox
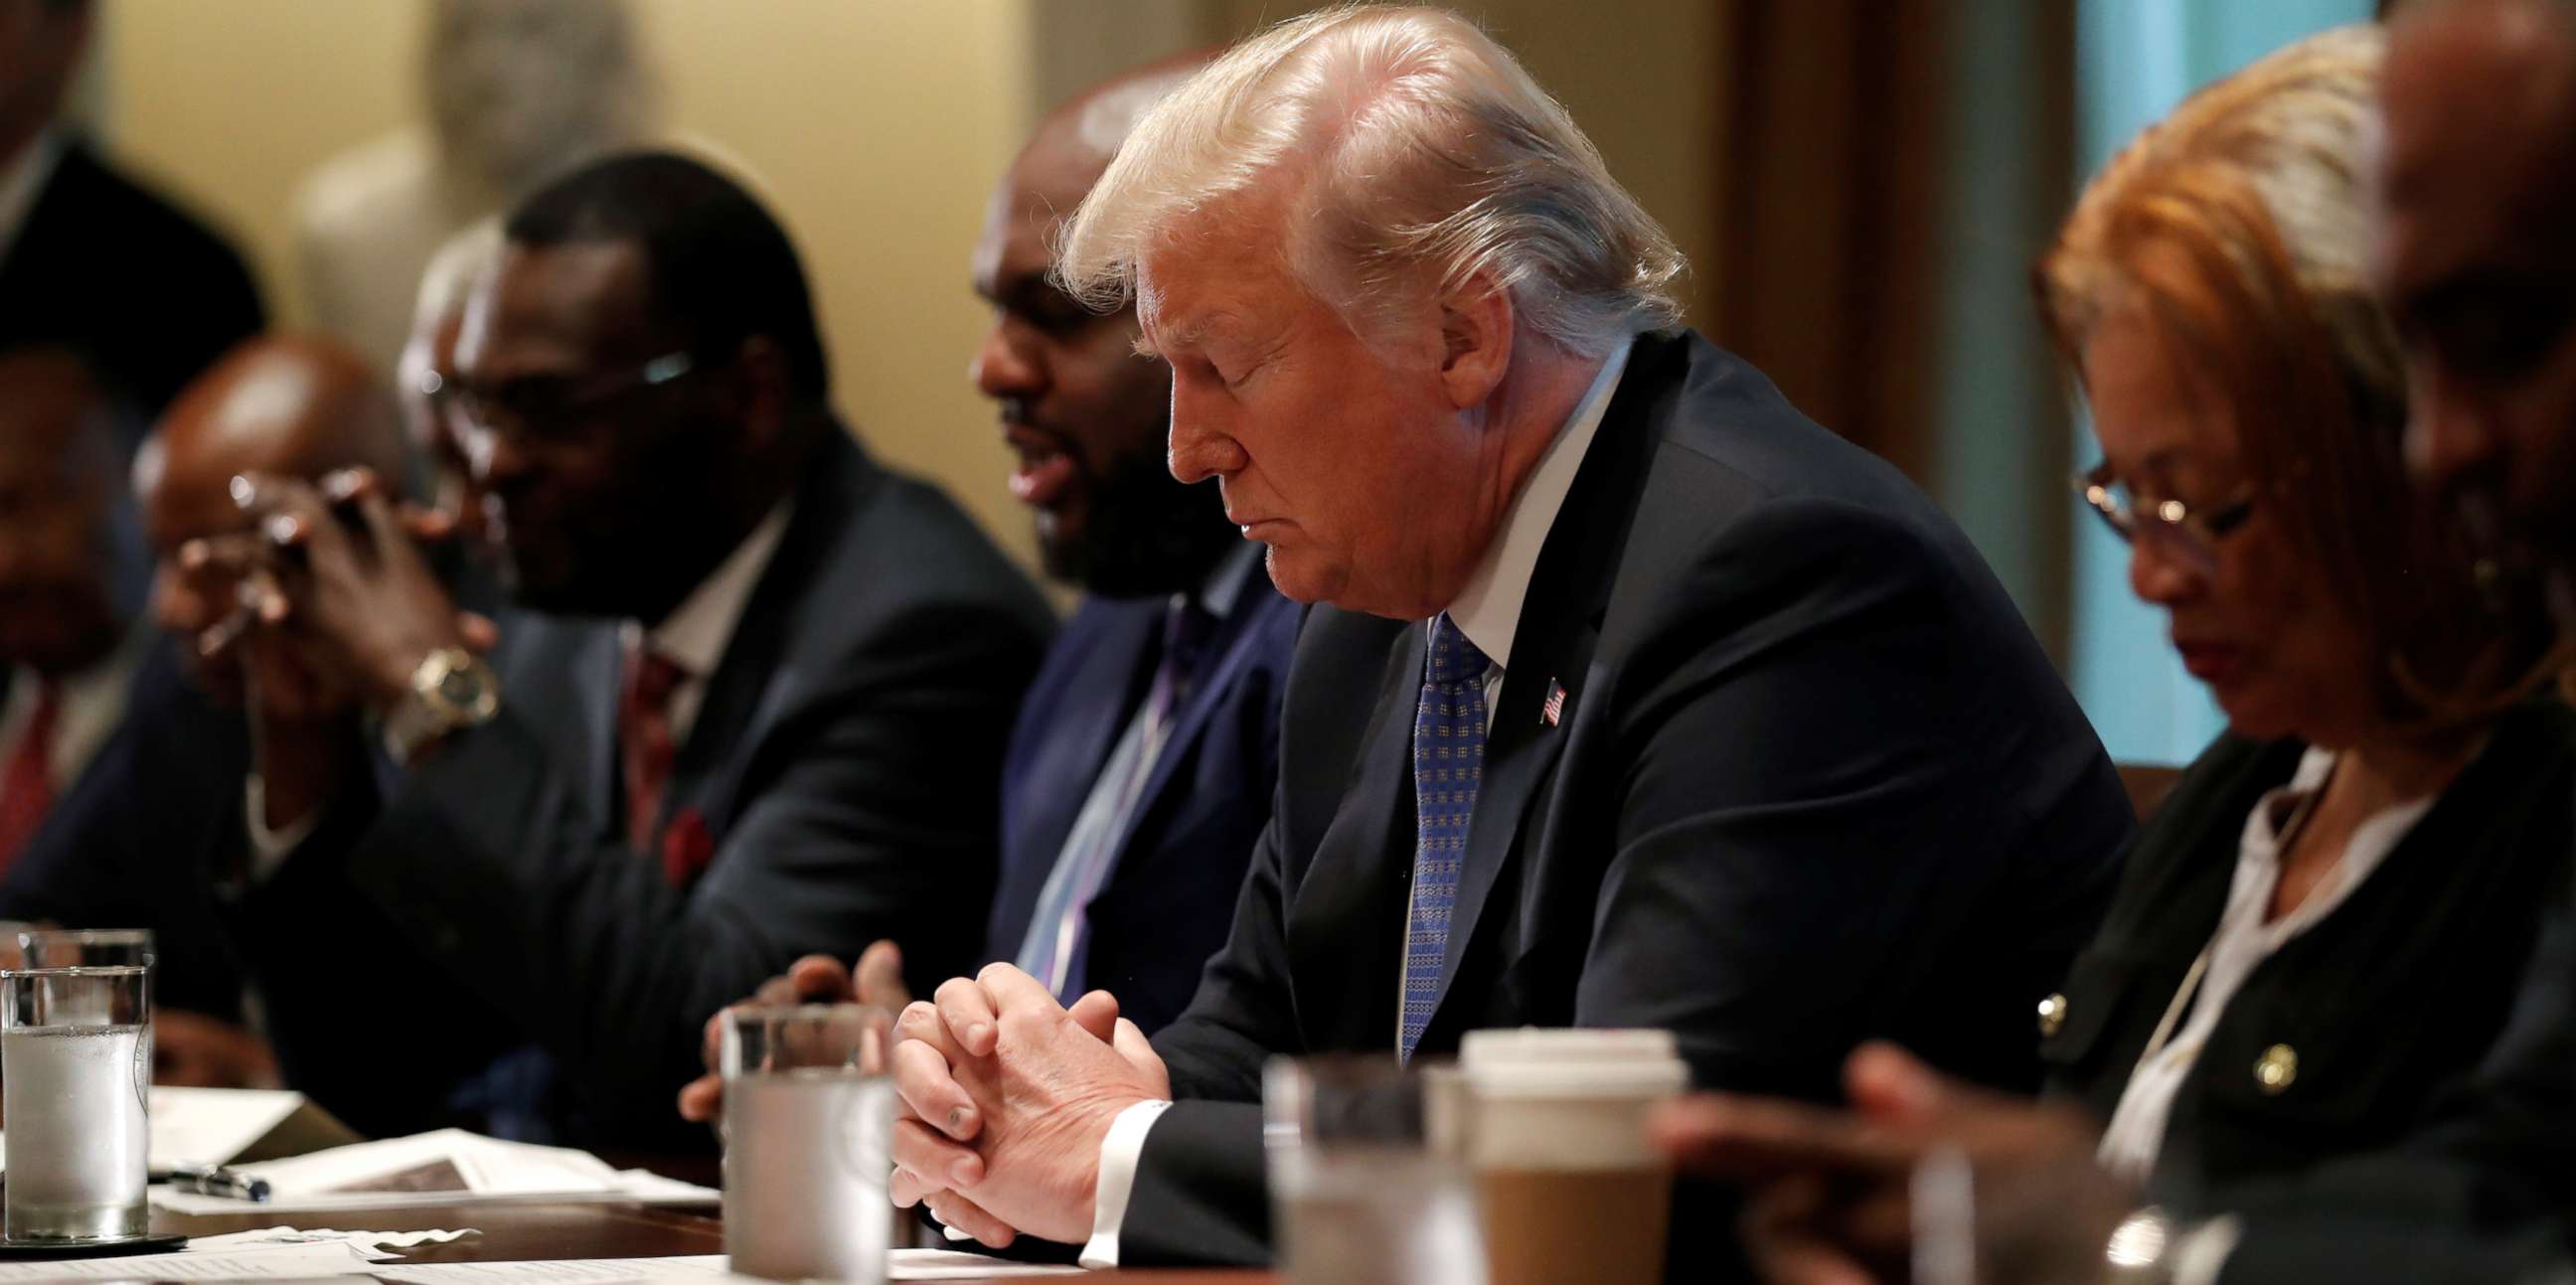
[2072,462,2256,571]
[444,351,700,450]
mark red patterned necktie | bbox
[0,682,64,873]
[619,647,690,853]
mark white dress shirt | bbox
[616,501,792,747]
[1070,343,1632,1269]
[0,622,148,800]
[2094,746,2439,1183]
[244,502,793,876]
[0,129,65,268]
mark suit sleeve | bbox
[320,592,1040,1140]
[1101,800,1305,1267]
[1569,496,2039,1098]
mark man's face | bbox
[451,241,742,618]
[2379,0,2576,565]
[970,139,1229,595]
[0,0,87,154]
[1139,209,1500,619]
[0,359,122,676]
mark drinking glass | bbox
[1,966,153,1242]
[13,928,155,971]
[721,1004,896,1283]
[1264,1053,1486,1285]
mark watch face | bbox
[437,669,481,706]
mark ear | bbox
[1436,272,1515,412]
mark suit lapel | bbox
[1428,335,1670,1029]
[1107,584,1270,863]
[1287,624,1423,1051]
[1006,603,1158,898]
[657,433,876,838]
[494,616,623,841]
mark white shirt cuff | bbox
[2171,1213,2243,1285]
[242,774,322,883]
[1076,1098,1174,1269]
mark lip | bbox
[2173,639,2243,684]
[1003,423,1078,512]
[1225,510,1287,541]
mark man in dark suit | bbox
[0,334,420,1093]
[0,347,145,873]
[216,152,1054,1146]
[880,9,2133,1269]
[1650,4,2576,1281]
[0,0,263,420]
[670,60,1296,1113]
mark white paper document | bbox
[371,1252,1079,1283]
[151,1087,361,1167]
[0,1239,385,1281]
[149,1129,719,1212]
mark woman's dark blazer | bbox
[2041,698,2576,1205]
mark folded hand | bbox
[887,963,1168,1249]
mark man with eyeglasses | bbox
[209,151,1054,1147]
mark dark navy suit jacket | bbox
[1119,329,2137,1269]
[989,559,1301,1036]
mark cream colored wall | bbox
[96,0,1043,571]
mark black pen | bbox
[156,1163,273,1203]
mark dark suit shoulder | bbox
[45,144,258,276]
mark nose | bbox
[1167,376,1247,485]
[2404,364,2503,494]
[2127,534,2204,608]
[971,322,1044,403]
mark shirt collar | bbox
[1441,341,1630,670]
[0,129,66,266]
[626,501,793,679]
[1191,542,1264,622]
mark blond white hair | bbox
[1054,4,1684,356]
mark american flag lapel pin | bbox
[1540,679,1567,727]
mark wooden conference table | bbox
[146,1201,1271,1285]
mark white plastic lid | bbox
[1459,1028,1690,1099]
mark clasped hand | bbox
[886,963,1169,1249]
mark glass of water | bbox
[721,1004,896,1284]
[1,965,152,1243]
[1265,1053,1487,1285]
[13,928,155,972]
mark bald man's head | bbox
[139,335,410,700]
[0,346,129,675]
[968,51,1238,596]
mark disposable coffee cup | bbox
[1459,1028,1690,1285]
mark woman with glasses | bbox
[2032,24,2573,1203]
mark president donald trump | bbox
[875,5,2135,1271]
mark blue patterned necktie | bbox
[1401,613,1491,1061]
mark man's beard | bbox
[1047,447,1239,600]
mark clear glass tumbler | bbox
[2,965,152,1242]
[1264,1053,1487,1285]
[721,1003,896,1284]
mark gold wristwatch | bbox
[383,646,501,765]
